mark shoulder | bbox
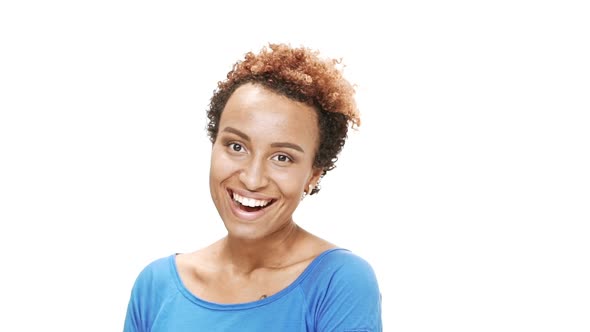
[305,248,380,292]
[124,255,179,331]
[127,255,181,308]
[175,247,215,272]
[132,255,177,292]
[301,249,382,331]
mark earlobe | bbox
[301,183,314,201]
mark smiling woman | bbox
[210,84,322,239]
[123,43,382,331]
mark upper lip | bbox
[228,188,276,201]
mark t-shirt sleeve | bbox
[123,256,173,332]
[123,277,142,332]
[307,250,383,332]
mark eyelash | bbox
[272,154,293,163]
[227,142,245,153]
[225,142,293,164]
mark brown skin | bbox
[176,84,336,304]
[176,230,335,304]
[207,44,361,193]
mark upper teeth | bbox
[233,192,271,207]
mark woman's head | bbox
[206,43,359,194]
[209,83,322,239]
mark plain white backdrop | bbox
[1,1,589,331]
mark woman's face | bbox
[209,83,322,241]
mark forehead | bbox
[220,83,319,144]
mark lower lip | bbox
[228,195,271,222]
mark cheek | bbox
[210,149,235,182]
[272,169,308,196]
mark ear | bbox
[307,167,323,190]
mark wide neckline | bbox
[169,247,347,310]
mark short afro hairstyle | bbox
[206,43,360,195]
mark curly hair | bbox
[206,43,360,195]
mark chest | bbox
[180,264,307,304]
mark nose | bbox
[238,157,269,191]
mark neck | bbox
[221,222,303,274]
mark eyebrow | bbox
[222,127,250,141]
[221,126,305,153]
[270,142,304,153]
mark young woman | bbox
[124,43,382,331]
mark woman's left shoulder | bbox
[301,248,382,330]
[314,248,379,282]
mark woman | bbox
[124,43,382,331]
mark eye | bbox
[228,143,245,153]
[272,154,293,163]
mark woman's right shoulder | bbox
[134,245,214,286]
[132,255,177,291]
[174,241,223,277]
[125,255,179,331]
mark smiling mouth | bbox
[229,190,276,213]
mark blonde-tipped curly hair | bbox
[206,43,359,194]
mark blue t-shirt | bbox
[124,248,382,331]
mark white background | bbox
[1,1,589,331]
